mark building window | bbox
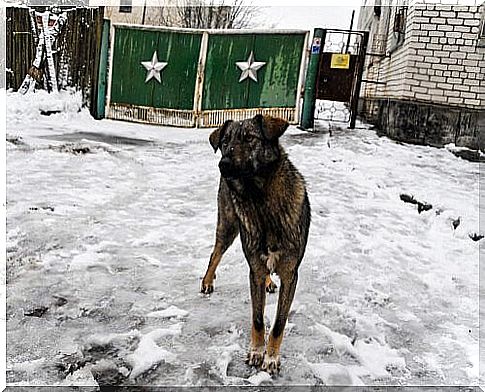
[374,6,381,18]
[481,14,485,38]
[390,6,407,53]
[119,0,132,13]
[479,7,485,47]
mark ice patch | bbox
[135,254,161,266]
[215,343,241,379]
[61,367,97,387]
[86,329,141,347]
[312,322,358,357]
[69,251,114,274]
[131,231,163,246]
[7,358,46,374]
[6,227,22,248]
[147,305,189,319]
[308,362,364,386]
[247,371,272,385]
[312,322,406,379]
[354,338,406,379]
[440,321,479,382]
[127,328,179,379]
[145,324,184,339]
[394,310,420,322]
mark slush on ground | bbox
[5,91,480,387]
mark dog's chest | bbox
[232,193,285,246]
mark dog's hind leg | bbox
[262,268,298,375]
[246,268,267,367]
[201,183,239,294]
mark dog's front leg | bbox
[262,268,298,375]
[201,180,239,294]
[246,268,266,366]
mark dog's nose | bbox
[219,157,233,176]
[219,157,231,170]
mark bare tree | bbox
[157,0,261,29]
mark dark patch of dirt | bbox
[53,352,89,376]
[29,206,55,212]
[450,149,484,163]
[53,296,68,307]
[40,110,62,116]
[226,356,254,379]
[40,131,153,146]
[91,359,129,386]
[6,135,26,146]
[24,306,49,318]
[400,194,432,214]
[57,144,91,154]
[469,233,484,242]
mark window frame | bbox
[389,6,407,53]
[478,6,485,47]
[119,0,132,13]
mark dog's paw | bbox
[200,280,214,294]
[261,353,280,375]
[265,280,277,293]
[245,347,265,367]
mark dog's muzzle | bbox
[219,157,236,178]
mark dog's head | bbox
[209,115,289,179]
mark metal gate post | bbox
[95,18,111,119]
[300,28,325,130]
[349,31,369,129]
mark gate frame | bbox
[104,23,309,128]
[300,27,369,130]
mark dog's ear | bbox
[209,120,231,153]
[255,114,289,141]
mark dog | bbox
[201,114,311,375]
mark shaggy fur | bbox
[201,114,311,375]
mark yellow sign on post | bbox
[330,53,350,69]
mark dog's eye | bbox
[245,134,254,143]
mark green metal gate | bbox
[105,25,308,127]
[108,25,202,127]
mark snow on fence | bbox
[6,7,104,116]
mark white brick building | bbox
[357,1,485,150]
[100,0,177,26]
[101,0,232,28]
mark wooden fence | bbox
[6,7,104,116]
[6,7,35,91]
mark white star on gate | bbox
[235,51,266,83]
[141,51,168,83]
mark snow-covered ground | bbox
[5,91,481,387]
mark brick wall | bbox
[357,1,484,151]
[404,4,484,109]
[360,2,485,110]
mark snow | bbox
[5,90,480,387]
[247,370,272,385]
[307,362,364,386]
[7,358,46,374]
[126,328,178,379]
[146,306,189,319]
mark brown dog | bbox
[201,114,311,375]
